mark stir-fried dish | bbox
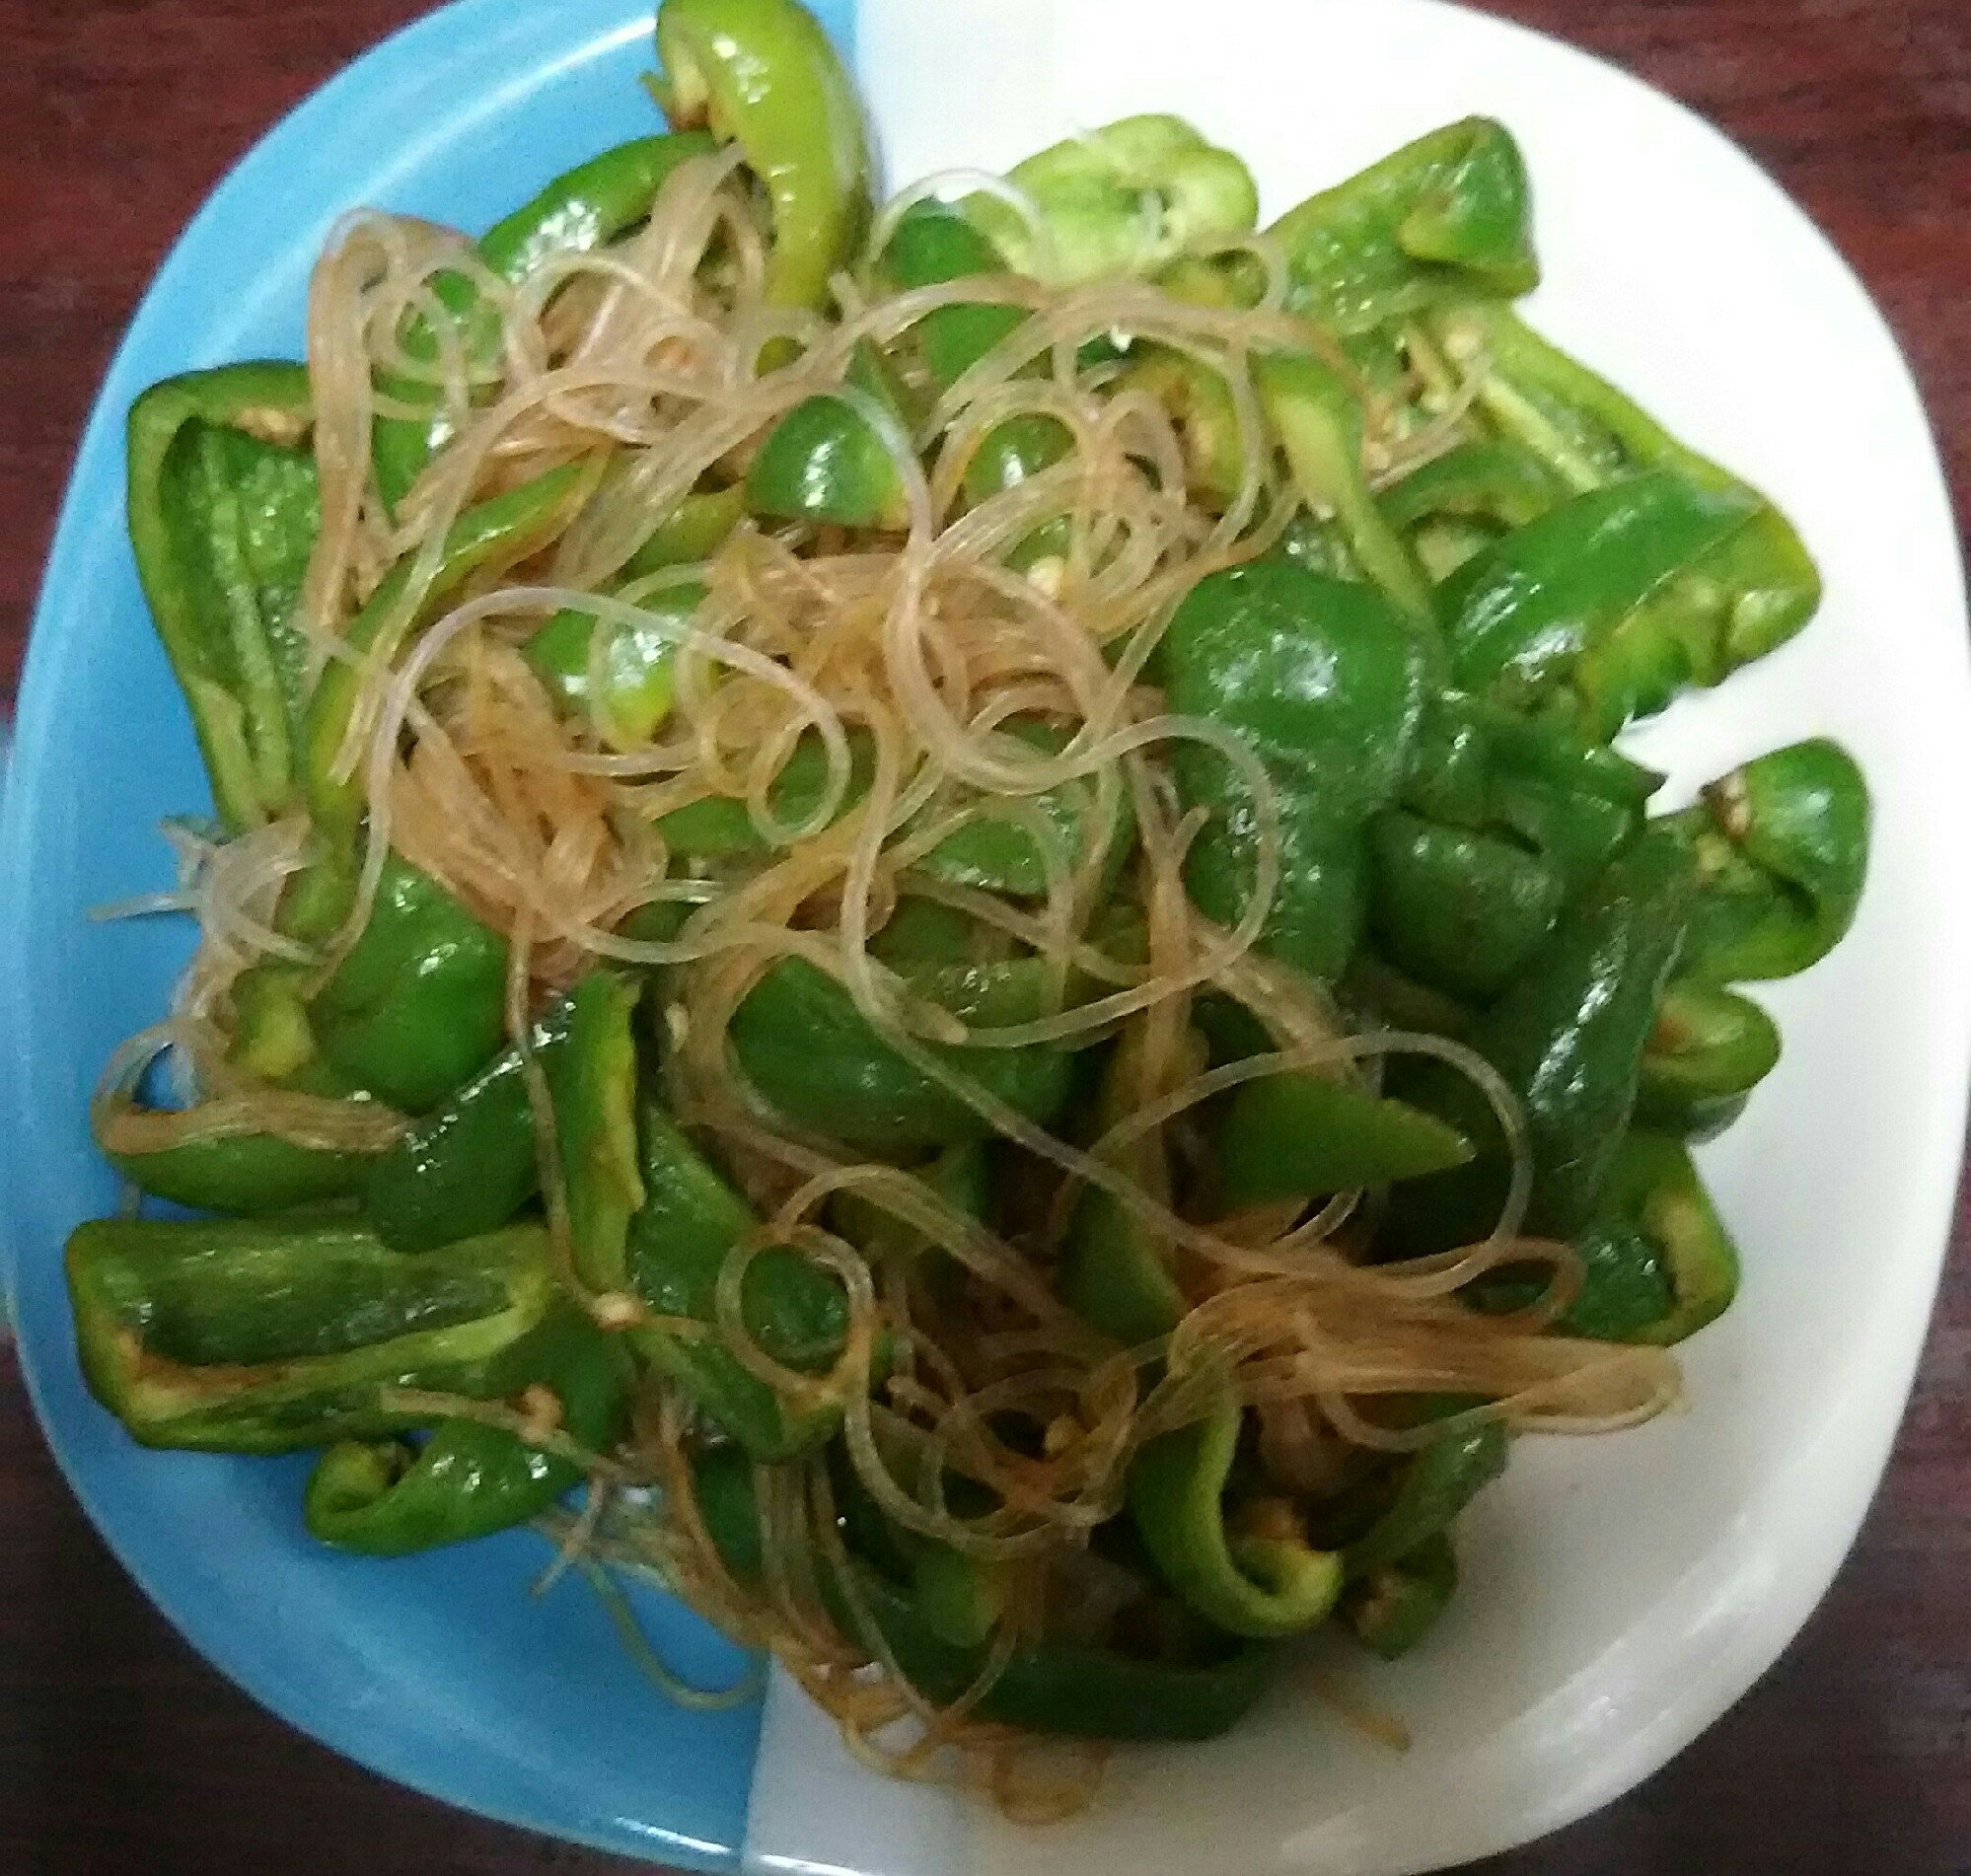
[68,0,1870,1812]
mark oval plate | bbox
[3,2,1967,1873]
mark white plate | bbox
[744,5,1971,1873]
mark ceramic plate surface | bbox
[3,2,1965,1872]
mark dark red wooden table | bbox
[3,3,1967,1872]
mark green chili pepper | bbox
[1269,118,1537,334]
[1339,1531,1458,1660]
[1430,300,1822,703]
[67,1217,559,1453]
[1636,977,1782,1140]
[1165,560,1433,983]
[1476,1130,1740,1344]
[364,998,574,1256]
[1256,351,1433,617]
[656,0,873,314]
[746,344,913,529]
[625,1103,852,1459]
[1343,1421,1507,1578]
[106,1120,382,1216]
[1437,469,1760,726]
[127,364,319,831]
[524,580,704,750]
[1379,438,1566,536]
[728,957,1078,1154]
[373,134,718,508]
[968,114,1259,285]
[279,854,509,1115]
[303,1302,633,1554]
[305,463,590,868]
[1215,1069,1475,1209]
[1666,738,1871,982]
[1388,826,1697,1248]
[1118,347,1247,511]
[693,1445,1281,1740]
[1367,811,1569,1001]
[1129,1383,1344,1638]
[546,973,647,1295]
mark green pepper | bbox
[1339,1531,1457,1660]
[546,973,647,1294]
[746,343,913,530]
[1342,1421,1507,1579]
[1665,738,1870,982]
[1129,1384,1344,1638]
[305,464,590,868]
[373,134,718,508]
[1436,469,1760,728]
[727,956,1078,1154]
[303,1301,633,1554]
[1269,118,1537,334]
[967,114,1259,285]
[879,202,1074,567]
[524,580,704,750]
[1214,1068,1475,1210]
[1476,1130,1740,1344]
[67,1217,559,1453]
[656,0,873,314]
[299,854,511,1114]
[1431,300,1822,698]
[692,1445,1280,1741]
[127,364,319,831]
[1117,348,1247,512]
[625,1103,852,1459]
[1255,351,1432,618]
[1164,560,1433,982]
[364,998,574,1256]
[1388,826,1697,1247]
[1636,977,1782,1140]
[104,1114,384,1216]
[1366,812,1569,1001]
[1379,438,1566,536]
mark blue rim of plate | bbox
[0,1,859,1865]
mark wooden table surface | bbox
[3,2,1967,1872]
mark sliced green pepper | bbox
[968,114,1259,285]
[364,998,574,1256]
[1129,1384,1344,1638]
[1477,1130,1740,1344]
[1432,300,1822,699]
[127,363,319,830]
[373,134,718,508]
[301,854,511,1114]
[1379,438,1565,536]
[1437,469,1760,727]
[67,1217,559,1453]
[1165,560,1433,982]
[1342,1421,1507,1579]
[105,1115,383,1216]
[546,973,646,1294]
[524,580,704,750]
[1269,118,1537,333]
[1388,826,1697,1247]
[1636,977,1782,1140]
[1366,811,1570,1001]
[303,1302,633,1554]
[1666,738,1870,982]
[655,0,873,314]
[746,344,912,529]
[1256,351,1432,618]
[625,1103,851,1459]
[1339,1531,1457,1660]
[728,956,1078,1154]
[1215,1069,1475,1209]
